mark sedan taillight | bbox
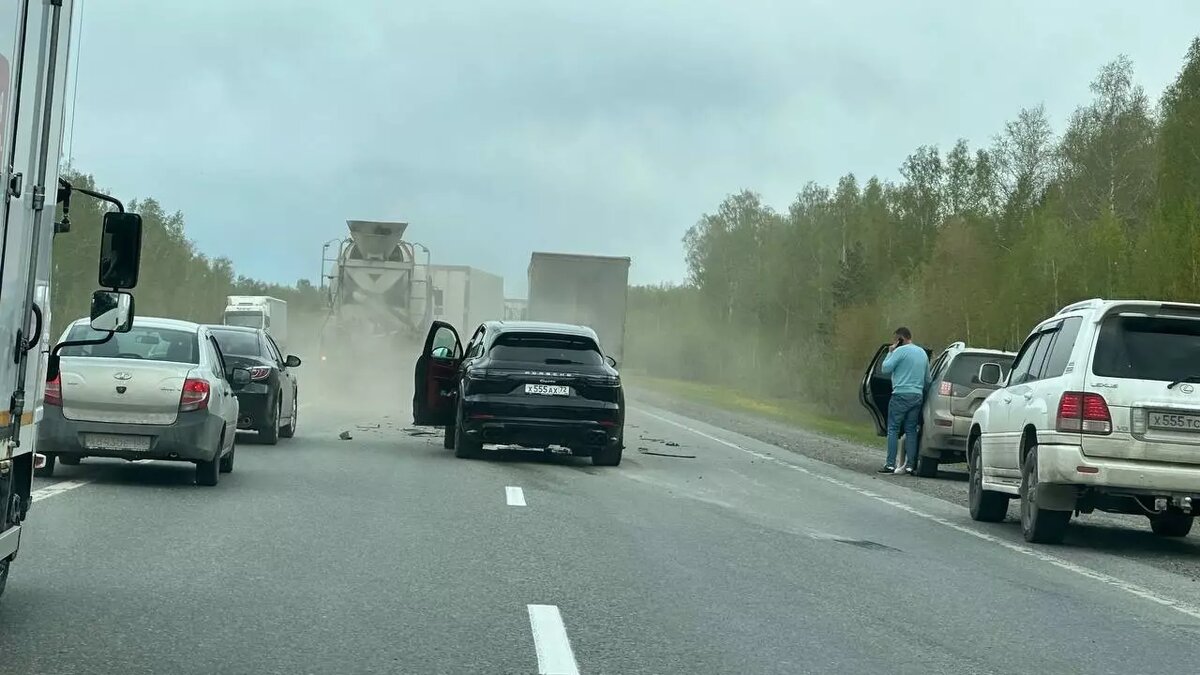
[180,378,211,412]
[248,366,272,381]
[44,375,62,406]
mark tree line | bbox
[626,39,1200,421]
[49,171,325,340]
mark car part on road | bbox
[339,430,353,440]
[1149,512,1193,537]
[637,448,695,459]
[968,436,1009,522]
[1020,446,1071,544]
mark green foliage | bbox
[627,42,1200,423]
[49,170,324,338]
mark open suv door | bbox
[412,321,463,426]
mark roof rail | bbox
[1055,298,1103,316]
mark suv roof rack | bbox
[1055,298,1104,316]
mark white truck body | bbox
[0,0,96,593]
[526,252,631,362]
[223,296,287,346]
[428,265,505,331]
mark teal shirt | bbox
[881,343,929,396]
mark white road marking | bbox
[527,604,580,675]
[640,409,1200,621]
[506,486,527,507]
[30,480,91,502]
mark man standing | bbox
[878,327,928,475]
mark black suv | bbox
[413,320,625,465]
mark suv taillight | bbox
[1057,391,1112,434]
[45,375,62,406]
[180,378,211,412]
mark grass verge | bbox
[628,375,879,447]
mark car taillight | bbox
[248,366,272,381]
[180,378,211,412]
[938,381,952,396]
[1057,391,1111,434]
[44,375,62,406]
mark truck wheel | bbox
[259,400,280,446]
[59,456,80,466]
[968,437,1009,522]
[453,403,482,459]
[34,454,55,478]
[915,454,939,478]
[1149,512,1193,537]
[280,396,297,439]
[1020,446,1070,544]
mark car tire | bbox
[58,455,80,466]
[915,454,939,478]
[1020,445,1070,544]
[219,442,236,474]
[33,454,55,478]
[592,442,623,467]
[443,419,456,449]
[453,401,482,459]
[196,433,221,486]
[259,399,280,446]
[968,437,1008,522]
[1149,512,1193,537]
[280,394,297,439]
[0,556,9,602]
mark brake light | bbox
[248,366,272,381]
[44,374,61,406]
[1057,391,1111,434]
[180,378,211,412]
[938,381,952,396]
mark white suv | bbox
[968,298,1200,544]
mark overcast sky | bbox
[65,1,1200,297]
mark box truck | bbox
[526,252,631,362]
[223,296,288,346]
[428,265,505,330]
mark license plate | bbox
[524,384,569,396]
[84,433,151,451]
[1148,412,1200,432]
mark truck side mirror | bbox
[89,290,134,333]
[98,212,143,289]
[977,362,1004,386]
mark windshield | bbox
[1093,314,1200,381]
[946,353,1013,386]
[211,329,262,357]
[224,311,264,329]
[489,333,604,365]
[59,324,199,364]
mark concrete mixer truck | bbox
[319,220,432,377]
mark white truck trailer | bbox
[526,252,631,362]
[223,295,288,346]
[0,0,145,604]
[428,265,505,331]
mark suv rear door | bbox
[413,321,463,426]
[1084,306,1200,464]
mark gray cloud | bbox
[67,0,1200,295]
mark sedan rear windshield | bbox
[211,330,262,357]
[1093,314,1200,381]
[489,333,603,366]
[224,311,264,329]
[946,353,1013,386]
[60,325,200,364]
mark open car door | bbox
[412,321,463,426]
[859,344,891,437]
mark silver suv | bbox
[861,341,1015,477]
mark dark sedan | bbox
[208,325,301,444]
[413,320,624,465]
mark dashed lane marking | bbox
[506,486,527,507]
[527,604,579,675]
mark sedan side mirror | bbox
[977,362,1004,386]
[98,212,143,289]
[89,290,134,333]
[229,368,252,387]
[285,355,302,368]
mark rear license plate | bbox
[84,433,151,451]
[1148,412,1200,432]
[524,384,569,396]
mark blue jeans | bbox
[886,393,922,468]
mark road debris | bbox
[637,448,696,459]
[339,430,353,440]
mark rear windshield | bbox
[211,330,262,357]
[1093,314,1200,381]
[489,333,603,366]
[224,311,263,329]
[946,353,1014,386]
[60,325,200,364]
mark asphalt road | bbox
[2,397,1200,674]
